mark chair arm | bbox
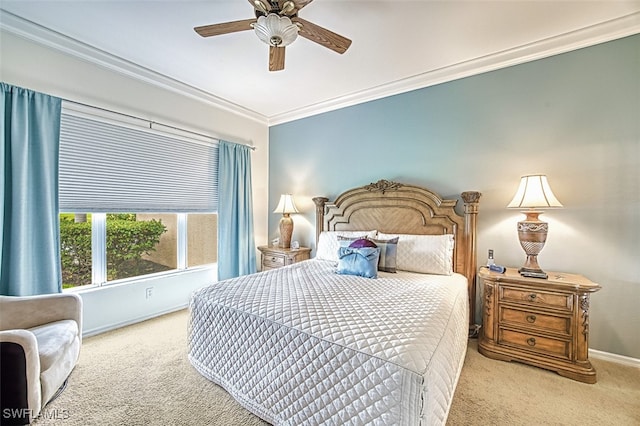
[0,293,82,334]
[0,330,43,420]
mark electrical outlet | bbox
[145,287,154,299]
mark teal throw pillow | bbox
[336,246,381,278]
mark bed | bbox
[188,179,481,425]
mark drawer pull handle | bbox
[271,257,277,261]
[526,337,536,346]
[527,293,538,302]
[526,315,537,323]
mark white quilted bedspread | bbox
[188,259,469,425]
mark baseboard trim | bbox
[589,348,640,368]
[82,304,188,338]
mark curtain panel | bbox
[0,83,62,295]
[217,141,256,280]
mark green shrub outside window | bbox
[60,214,167,287]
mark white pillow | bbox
[377,233,454,275]
[315,230,377,262]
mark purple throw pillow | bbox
[349,238,377,249]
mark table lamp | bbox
[507,174,563,279]
[274,194,299,249]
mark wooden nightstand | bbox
[258,246,311,271]
[478,266,601,383]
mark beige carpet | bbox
[33,310,640,425]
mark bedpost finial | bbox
[312,197,329,208]
[461,191,481,204]
[461,191,481,213]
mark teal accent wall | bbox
[269,34,640,359]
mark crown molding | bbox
[0,10,269,126]
[268,11,640,125]
[2,10,638,127]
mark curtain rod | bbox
[61,98,256,151]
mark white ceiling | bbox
[1,1,639,125]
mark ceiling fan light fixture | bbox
[254,13,299,47]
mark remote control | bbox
[489,264,506,273]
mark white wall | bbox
[76,268,216,336]
[0,30,269,334]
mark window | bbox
[58,105,219,288]
[106,213,174,281]
[60,213,92,288]
[187,213,218,267]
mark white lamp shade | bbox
[274,194,299,214]
[254,14,299,47]
[507,174,563,209]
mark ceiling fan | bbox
[194,0,352,72]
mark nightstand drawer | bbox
[500,286,573,311]
[499,328,570,360]
[263,255,285,268]
[258,246,311,272]
[500,307,571,335]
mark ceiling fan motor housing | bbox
[254,1,297,18]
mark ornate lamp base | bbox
[279,213,293,249]
[517,211,548,279]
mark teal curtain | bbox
[1,83,62,295]
[217,140,256,280]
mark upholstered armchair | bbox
[0,293,82,425]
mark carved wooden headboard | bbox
[313,179,481,323]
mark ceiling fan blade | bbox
[269,46,286,71]
[292,17,351,54]
[194,19,256,37]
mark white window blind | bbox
[59,112,218,213]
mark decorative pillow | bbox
[337,235,368,254]
[349,238,378,249]
[377,233,454,275]
[371,237,399,273]
[315,230,377,262]
[336,246,380,278]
